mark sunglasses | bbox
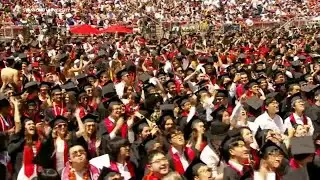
[56,123,67,129]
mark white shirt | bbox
[228,160,243,172]
[56,138,65,173]
[254,112,285,134]
[115,81,125,98]
[254,171,276,180]
[284,113,314,135]
[116,162,132,180]
[200,145,225,178]
[171,146,189,171]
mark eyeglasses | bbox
[56,123,67,129]
[71,149,86,157]
[151,157,169,164]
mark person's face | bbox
[85,87,93,97]
[197,73,206,82]
[167,84,177,95]
[27,105,37,115]
[250,84,260,94]
[259,80,268,89]
[204,65,213,74]
[111,104,122,118]
[25,120,35,135]
[85,122,96,135]
[53,91,62,102]
[80,95,88,105]
[194,122,205,134]
[22,63,27,70]
[140,126,151,140]
[64,93,70,103]
[55,122,67,135]
[275,75,285,84]
[119,145,130,158]
[122,74,130,83]
[158,75,167,84]
[196,165,214,180]
[222,111,230,124]
[229,141,249,161]
[164,118,174,131]
[171,132,185,147]
[40,86,48,95]
[108,174,123,180]
[306,76,313,85]
[265,151,284,169]
[266,100,279,114]
[148,153,169,176]
[294,99,305,112]
[215,96,228,106]
[266,130,280,144]
[69,145,87,165]
[294,125,307,137]
[183,102,192,111]
[291,85,301,94]
[126,86,133,94]
[100,73,109,83]
[240,74,249,84]
[241,129,253,145]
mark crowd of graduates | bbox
[1,1,320,180]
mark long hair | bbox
[106,137,130,162]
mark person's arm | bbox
[74,108,85,138]
[69,58,84,73]
[109,117,124,140]
[10,97,21,134]
[184,70,198,82]
[306,117,314,136]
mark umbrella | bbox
[69,24,100,35]
[100,25,133,34]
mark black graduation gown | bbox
[282,166,310,180]
[97,102,108,123]
[223,166,252,180]
[307,154,320,180]
[304,104,320,134]
[7,133,25,180]
[130,140,147,180]
[33,131,79,169]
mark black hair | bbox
[107,137,130,161]
[147,150,165,164]
[265,97,277,106]
[293,154,313,161]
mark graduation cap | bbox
[255,127,270,147]
[132,118,150,135]
[116,69,129,80]
[75,74,88,88]
[176,95,190,108]
[19,53,28,60]
[265,92,282,105]
[205,121,230,141]
[215,89,228,98]
[144,93,163,109]
[81,113,98,123]
[98,167,120,180]
[30,41,38,48]
[39,81,53,89]
[103,95,122,109]
[50,85,62,95]
[184,158,206,180]
[245,96,264,110]
[256,76,267,84]
[211,106,227,121]
[291,60,303,67]
[62,82,78,94]
[138,72,152,83]
[259,140,284,158]
[143,83,156,94]
[96,70,107,78]
[101,82,116,98]
[125,60,136,72]
[291,136,315,156]
[57,53,68,62]
[49,115,68,128]
[301,84,320,93]
[77,89,88,99]
[220,129,243,162]
[288,92,303,107]
[24,81,39,91]
[247,79,259,88]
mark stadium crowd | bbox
[1,0,320,180]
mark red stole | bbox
[316,149,320,155]
[289,158,301,169]
[53,103,67,117]
[104,117,128,138]
[110,161,135,178]
[236,84,245,99]
[88,137,97,158]
[23,141,41,178]
[53,140,68,169]
[169,146,196,174]
[227,162,244,176]
[78,105,92,119]
[181,111,189,117]
[289,113,308,126]
[226,104,234,115]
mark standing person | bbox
[143,150,170,180]
[167,128,197,175]
[255,140,284,180]
[283,93,314,136]
[61,143,100,180]
[45,85,67,120]
[220,129,252,180]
